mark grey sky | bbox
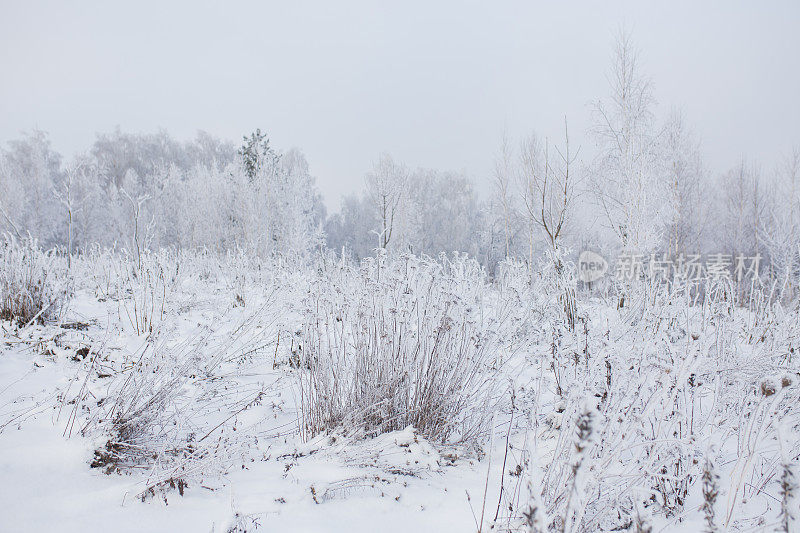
[2,1,799,211]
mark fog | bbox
[2,1,798,209]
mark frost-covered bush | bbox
[299,253,504,447]
[496,249,579,332]
[520,279,800,532]
[79,248,182,335]
[119,250,184,335]
[83,307,275,498]
[0,235,69,325]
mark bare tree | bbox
[365,154,407,250]
[518,120,580,329]
[519,120,578,255]
[493,132,516,260]
[120,170,152,271]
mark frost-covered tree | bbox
[158,163,228,252]
[53,159,98,264]
[403,169,481,257]
[238,128,280,183]
[0,130,63,245]
[661,111,709,257]
[185,130,236,169]
[762,149,800,297]
[494,133,518,260]
[328,160,482,261]
[589,32,674,254]
[270,148,326,256]
[515,123,580,328]
[119,168,157,269]
[0,150,24,238]
[325,194,378,260]
[365,154,408,250]
[715,159,765,260]
[92,128,186,187]
[518,121,578,257]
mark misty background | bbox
[3,1,799,209]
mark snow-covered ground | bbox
[1,251,798,532]
[0,261,512,532]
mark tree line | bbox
[1,34,797,291]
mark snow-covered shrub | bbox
[73,243,121,299]
[540,248,578,331]
[0,235,69,325]
[299,253,504,447]
[84,306,276,498]
[522,277,800,532]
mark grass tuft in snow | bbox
[299,253,504,449]
[0,234,69,326]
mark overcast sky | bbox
[2,1,799,210]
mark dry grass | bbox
[298,254,504,448]
[0,235,69,326]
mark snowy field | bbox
[1,244,797,532]
[2,2,800,531]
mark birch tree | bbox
[590,32,674,254]
[53,161,91,267]
[662,111,708,257]
[494,133,516,260]
[365,154,407,250]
